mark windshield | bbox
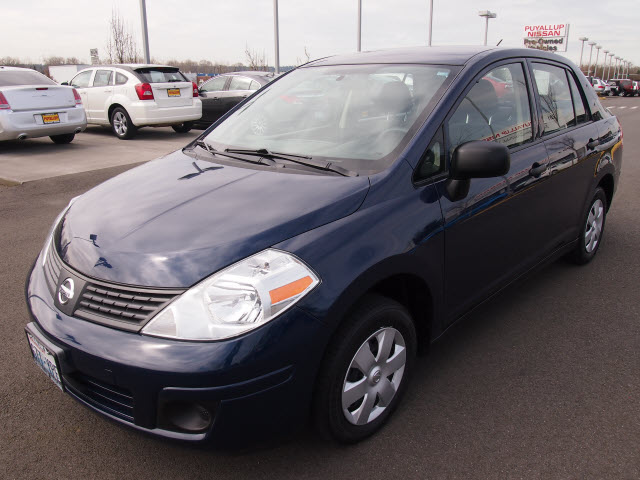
[204,64,457,174]
[0,70,56,86]
[135,67,187,83]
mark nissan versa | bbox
[25,46,622,444]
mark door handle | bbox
[587,138,601,150]
[212,97,220,100]
[104,89,112,93]
[529,162,547,178]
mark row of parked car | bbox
[589,77,639,96]
[0,64,275,143]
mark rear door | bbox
[134,67,193,108]
[198,75,230,123]
[87,69,113,123]
[529,61,600,246]
[437,60,554,323]
[221,75,254,112]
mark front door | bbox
[437,61,554,323]
[199,75,229,124]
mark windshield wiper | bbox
[225,148,358,177]
[193,140,275,165]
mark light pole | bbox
[428,0,434,46]
[139,0,150,64]
[614,56,621,78]
[607,53,614,80]
[586,41,596,76]
[578,37,589,70]
[602,50,609,79]
[273,0,280,74]
[357,0,362,52]
[593,45,601,77]
[478,11,497,46]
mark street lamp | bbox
[357,0,362,52]
[139,0,151,64]
[428,0,434,46]
[586,41,596,76]
[602,50,609,79]
[273,0,280,74]
[593,45,601,77]
[614,56,621,78]
[478,10,497,46]
[578,37,589,70]
[607,53,614,80]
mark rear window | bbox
[0,70,56,87]
[135,68,187,83]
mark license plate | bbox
[27,332,64,391]
[42,113,60,124]
[167,88,181,97]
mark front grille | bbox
[44,239,185,332]
[43,241,63,296]
[65,372,135,423]
[74,283,181,331]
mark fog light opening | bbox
[159,400,214,433]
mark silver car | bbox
[591,78,611,96]
[0,66,87,143]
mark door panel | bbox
[440,61,555,323]
[87,69,113,124]
[199,76,229,123]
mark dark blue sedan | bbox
[25,46,623,444]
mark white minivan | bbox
[68,64,202,139]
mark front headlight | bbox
[142,249,320,341]
[41,196,79,267]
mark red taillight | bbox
[192,81,199,98]
[0,92,10,110]
[135,83,155,100]
[72,88,82,105]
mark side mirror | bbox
[61,81,69,86]
[446,141,510,201]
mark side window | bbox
[447,63,532,154]
[93,70,113,87]
[229,76,252,91]
[70,70,92,88]
[115,72,128,85]
[201,76,227,92]
[249,80,261,91]
[532,63,575,134]
[567,73,588,125]
[415,127,444,182]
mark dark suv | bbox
[609,78,634,96]
[26,46,623,445]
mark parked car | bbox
[26,46,622,445]
[590,78,611,96]
[0,66,86,143]
[608,79,634,96]
[194,71,274,128]
[67,64,202,139]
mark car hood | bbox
[58,150,369,287]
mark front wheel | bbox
[172,121,193,133]
[49,133,75,144]
[569,187,607,265]
[110,107,137,139]
[313,294,417,443]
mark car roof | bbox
[308,46,576,68]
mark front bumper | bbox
[25,257,330,444]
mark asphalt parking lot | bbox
[1,97,639,479]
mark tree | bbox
[106,9,141,64]
[245,44,268,71]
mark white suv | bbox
[68,64,202,139]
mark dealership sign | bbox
[523,23,569,52]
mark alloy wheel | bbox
[113,111,128,136]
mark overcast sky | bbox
[3,0,639,69]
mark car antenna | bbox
[496,39,503,46]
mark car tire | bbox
[110,107,137,140]
[313,294,417,443]
[49,133,75,144]
[569,187,607,265]
[171,122,193,133]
